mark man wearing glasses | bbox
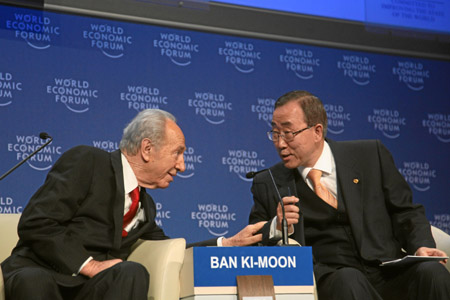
[248,90,450,299]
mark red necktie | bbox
[122,187,140,237]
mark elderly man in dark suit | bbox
[1,109,264,300]
[249,90,450,299]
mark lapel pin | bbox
[353,178,359,184]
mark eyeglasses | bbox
[267,126,312,142]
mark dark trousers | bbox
[5,261,149,300]
[317,261,450,300]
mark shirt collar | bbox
[298,141,333,180]
[121,152,139,194]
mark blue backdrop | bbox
[0,4,449,243]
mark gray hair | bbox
[119,109,176,155]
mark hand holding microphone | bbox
[276,196,299,233]
[247,168,299,245]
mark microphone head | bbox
[39,132,51,140]
[245,171,256,179]
[246,168,268,179]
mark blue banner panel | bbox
[0,3,449,242]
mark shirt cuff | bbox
[217,236,225,247]
[73,256,93,276]
[269,217,281,240]
[269,217,294,240]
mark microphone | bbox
[245,169,267,179]
[268,169,290,246]
[39,132,51,140]
[0,132,53,181]
[247,168,290,246]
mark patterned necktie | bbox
[122,186,140,237]
[307,169,338,209]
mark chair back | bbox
[0,214,20,262]
[431,225,450,272]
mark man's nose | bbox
[274,137,288,149]
[176,155,186,172]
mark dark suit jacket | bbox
[249,139,436,281]
[2,145,214,287]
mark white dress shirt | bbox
[121,153,146,234]
[299,141,337,198]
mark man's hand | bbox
[277,196,299,232]
[222,221,266,246]
[80,258,123,278]
[415,247,448,265]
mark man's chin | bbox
[160,177,174,189]
[153,180,172,189]
[282,160,300,169]
[159,181,171,189]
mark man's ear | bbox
[313,124,324,141]
[140,138,153,162]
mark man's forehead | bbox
[161,121,185,144]
[169,132,185,146]
[176,137,186,151]
[272,105,305,127]
[271,120,294,127]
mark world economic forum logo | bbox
[153,33,199,66]
[279,48,320,80]
[431,214,450,234]
[251,97,275,127]
[324,104,351,135]
[222,149,265,182]
[337,55,376,86]
[155,202,171,227]
[422,113,450,143]
[0,196,23,214]
[83,23,133,58]
[0,72,23,107]
[367,108,406,139]
[177,146,203,179]
[92,140,119,152]
[5,13,60,50]
[7,134,62,171]
[119,84,169,111]
[191,203,237,236]
[398,161,436,192]
[392,61,429,91]
[218,41,261,73]
[187,91,232,125]
[46,78,99,113]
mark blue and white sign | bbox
[191,247,313,287]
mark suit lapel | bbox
[272,164,297,198]
[328,140,364,250]
[111,150,125,249]
[139,189,155,227]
